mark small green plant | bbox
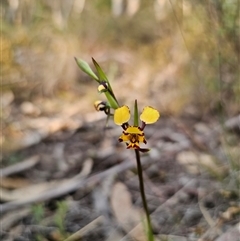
[31,203,45,241]
[7,153,23,165]
[54,201,68,237]
[32,203,45,224]
[75,57,160,241]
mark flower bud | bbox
[94,100,107,111]
[98,81,108,93]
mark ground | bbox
[1,110,240,241]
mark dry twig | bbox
[63,216,104,241]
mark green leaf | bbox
[74,57,99,81]
[92,58,108,81]
[92,58,114,93]
[92,58,119,105]
[134,99,139,126]
[105,92,119,109]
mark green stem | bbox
[135,149,154,241]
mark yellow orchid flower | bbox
[114,105,160,151]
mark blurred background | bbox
[1,0,239,154]
[1,1,240,241]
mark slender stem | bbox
[135,149,154,241]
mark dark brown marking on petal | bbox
[122,123,129,130]
[123,131,129,136]
[141,122,146,130]
[131,134,138,143]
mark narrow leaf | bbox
[92,58,108,81]
[92,58,119,105]
[105,92,119,109]
[74,57,99,81]
[134,99,139,126]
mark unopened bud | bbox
[98,81,108,93]
[94,101,107,111]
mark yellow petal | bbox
[138,135,147,144]
[140,106,160,124]
[119,132,130,142]
[126,126,143,135]
[114,106,131,125]
[127,142,140,149]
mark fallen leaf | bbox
[177,151,226,177]
[111,182,146,241]
[0,155,40,177]
[0,207,31,230]
[0,177,30,189]
[20,101,41,116]
[198,154,227,178]
[215,222,240,241]
[221,206,240,220]
[176,151,200,174]
[0,159,93,202]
